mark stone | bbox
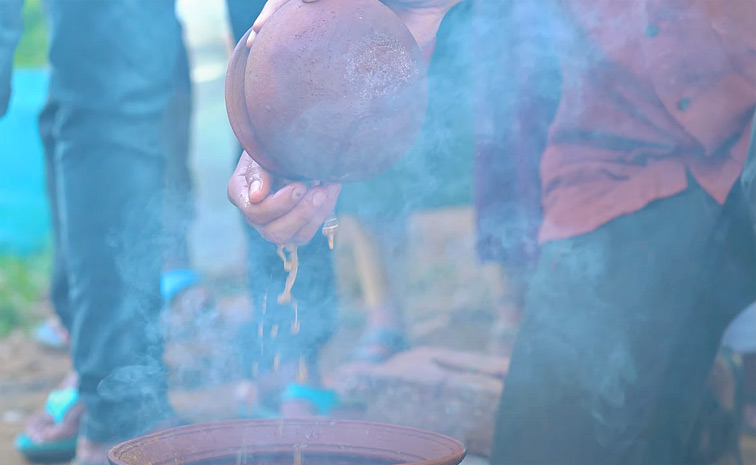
[332,347,507,456]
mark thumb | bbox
[244,154,274,204]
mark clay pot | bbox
[108,419,466,465]
[225,0,428,183]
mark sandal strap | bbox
[281,383,339,416]
[46,388,79,424]
[352,329,408,363]
[160,269,199,303]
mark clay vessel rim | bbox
[108,419,466,465]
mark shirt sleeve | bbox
[0,0,24,118]
[472,0,562,268]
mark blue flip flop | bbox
[282,383,339,416]
[161,268,201,304]
[238,383,339,419]
[33,320,68,351]
[352,328,409,364]
[15,387,80,463]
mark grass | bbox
[0,251,51,336]
[13,0,48,68]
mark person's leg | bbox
[161,36,194,274]
[29,99,74,350]
[157,32,216,344]
[14,99,84,463]
[45,0,182,459]
[347,216,408,363]
[491,180,756,465]
[236,229,338,414]
[226,0,339,416]
[39,100,73,334]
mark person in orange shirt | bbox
[228,0,756,463]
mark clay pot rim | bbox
[108,419,467,465]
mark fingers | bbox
[243,181,309,226]
[227,152,341,246]
[258,184,341,246]
[245,156,274,203]
[228,151,258,210]
[229,152,306,225]
[247,0,322,48]
[247,0,290,47]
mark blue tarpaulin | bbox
[0,69,51,254]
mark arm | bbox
[0,0,24,118]
[228,0,461,245]
[473,0,561,270]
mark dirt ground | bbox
[2,208,756,465]
[0,208,502,465]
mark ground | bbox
[3,208,756,465]
[0,208,505,465]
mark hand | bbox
[228,150,341,246]
[244,0,465,50]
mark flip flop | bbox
[351,328,408,364]
[33,319,68,351]
[281,383,340,416]
[15,387,80,463]
[32,270,204,352]
[160,268,201,304]
[160,269,218,351]
[237,383,340,419]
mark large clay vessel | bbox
[225,0,428,183]
[108,419,466,465]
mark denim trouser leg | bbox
[40,41,194,331]
[161,41,194,270]
[44,0,182,443]
[39,100,73,331]
[227,0,339,379]
[491,180,756,465]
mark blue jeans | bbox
[42,0,186,443]
[226,0,338,379]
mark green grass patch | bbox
[0,250,51,336]
[14,0,48,68]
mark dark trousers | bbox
[226,0,338,378]
[491,167,756,464]
[41,0,188,443]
